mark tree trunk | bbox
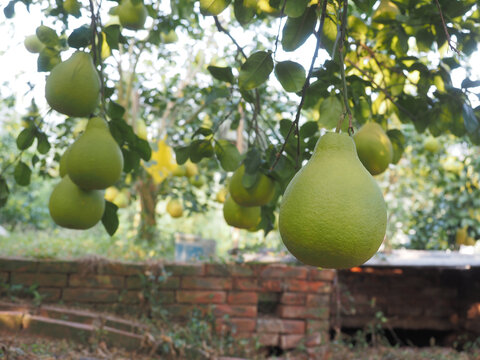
[136,173,158,242]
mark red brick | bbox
[260,279,283,292]
[260,264,309,279]
[233,278,259,291]
[36,261,80,273]
[182,276,232,290]
[278,305,329,320]
[119,290,144,304]
[0,258,38,272]
[306,294,330,307]
[11,273,67,287]
[286,279,331,293]
[257,318,305,334]
[63,288,119,303]
[163,304,209,318]
[125,275,180,290]
[177,290,226,304]
[100,262,145,275]
[281,293,306,305]
[205,264,254,277]
[164,263,205,276]
[216,318,256,333]
[308,269,336,281]
[227,291,258,305]
[0,272,8,283]
[304,332,325,347]
[212,305,257,318]
[257,333,279,346]
[37,287,62,302]
[280,334,304,349]
[69,274,124,289]
[306,320,329,332]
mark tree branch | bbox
[433,0,460,55]
[270,0,328,171]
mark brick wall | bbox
[333,266,480,337]
[0,257,334,352]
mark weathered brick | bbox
[0,258,38,272]
[36,261,80,274]
[306,320,329,332]
[216,318,256,333]
[306,294,330,307]
[233,278,259,291]
[387,304,422,317]
[0,272,8,283]
[100,262,145,276]
[177,290,226,304]
[280,334,304,349]
[164,263,205,276]
[125,275,180,290]
[69,274,124,289]
[278,305,329,320]
[119,290,144,304]
[205,264,254,277]
[227,291,258,305]
[258,292,280,303]
[63,288,119,303]
[11,273,67,287]
[212,305,257,318]
[257,333,279,346]
[257,318,305,334]
[304,332,326,347]
[308,269,336,282]
[182,276,232,290]
[162,304,209,318]
[281,292,306,305]
[37,287,62,302]
[260,264,309,279]
[260,279,283,292]
[286,280,331,293]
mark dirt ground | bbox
[1,334,480,360]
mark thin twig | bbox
[335,0,353,134]
[433,0,460,55]
[273,0,288,58]
[346,58,419,123]
[88,0,97,67]
[270,0,328,171]
[214,16,246,58]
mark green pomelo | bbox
[223,194,261,230]
[229,165,275,207]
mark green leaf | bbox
[192,127,213,138]
[190,139,214,163]
[14,161,32,186]
[207,65,235,84]
[104,25,120,50]
[279,119,293,139]
[285,0,310,18]
[238,51,273,90]
[16,127,36,150]
[3,1,15,18]
[463,104,480,145]
[215,140,241,171]
[318,95,343,130]
[274,61,306,93]
[386,129,405,164]
[300,121,319,138]
[461,78,480,89]
[102,201,119,236]
[0,176,9,208]
[243,147,261,174]
[281,6,317,52]
[121,148,140,173]
[234,0,255,25]
[68,25,91,49]
[135,138,152,161]
[200,0,232,15]
[107,101,126,119]
[320,15,338,56]
[174,146,190,165]
[36,25,59,47]
[37,48,61,72]
[36,132,51,154]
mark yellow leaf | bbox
[144,138,178,184]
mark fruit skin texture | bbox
[49,175,105,230]
[167,199,183,218]
[353,122,393,176]
[229,165,275,207]
[24,35,45,53]
[67,117,124,190]
[117,0,147,30]
[223,194,261,230]
[45,52,100,117]
[279,132,387,269]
